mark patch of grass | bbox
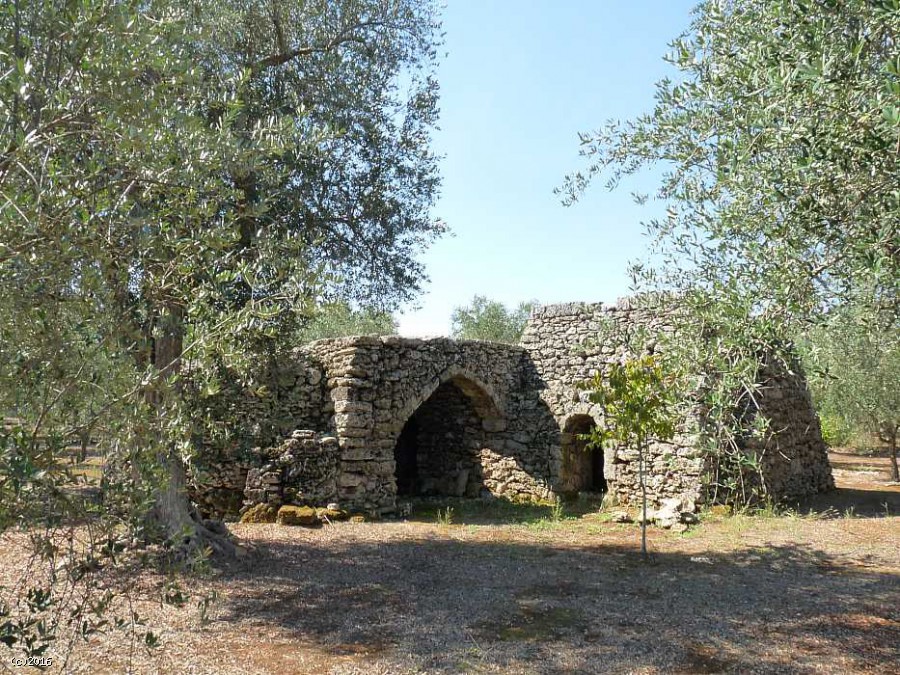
[677,525,702,539]
[522,518,566,533]
[436,506,454,526]
[719,514,753,538]
[406,492,620,530]
[409,497,557,525]
[748,501,803,520]
[592,510,623,524]
[550,497,564,522]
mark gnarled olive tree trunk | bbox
[148,304,238,558]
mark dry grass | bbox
[1,453,898,675]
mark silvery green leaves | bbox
[563,0,899,322]
[561,0,899,507]
[0,0,442,661]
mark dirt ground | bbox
[2,452,898,675]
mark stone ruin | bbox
[189,299,834,520]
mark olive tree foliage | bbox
[297,301,398,343]
[562,0,899,504]
[802,301,900,481]
[0,0,441,659]
[563,0,899,319]
[450,296,537,343]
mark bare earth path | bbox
[2,452,898,674]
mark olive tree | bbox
[562,0,899,504]
[450,296,537,343]
[1,0,442,662]
[563,0,898,320]
[804,302,900,481]
[297,301,398,343]
[0,0,443,555]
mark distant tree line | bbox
[450,296,537,344]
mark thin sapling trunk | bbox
[639,437,648,560]
[889,428,899,483]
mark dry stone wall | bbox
[187,352,328,518]
[520,299,708,509]
[520,299,833,508]
[189,298,833,519]
[301,336,556,513]
[745,364,835,500]
[243,430,340,507]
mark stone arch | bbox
[559,413,608,495]
[393,365,506,436]
[391,369,506,498]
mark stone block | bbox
[240,503,278,524]
[316,507,349,522]
[333,400,373,414]
[333,412,372,429]
[276,505,319,527]
[339,472,366,488]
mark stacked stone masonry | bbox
[190,299,833,519]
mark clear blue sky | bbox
[396,0,698,336]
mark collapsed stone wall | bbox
[243,430,340,508]
[187,352,328,518]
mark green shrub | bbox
[818,413,853,447]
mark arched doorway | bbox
[393,376,498,498]
[559,415,607,494]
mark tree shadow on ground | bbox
[793,486,900,518]
[213,530,899,674]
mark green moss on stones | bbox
[316,507,349,522]
[240,503,278,524]
[276,505,319,527]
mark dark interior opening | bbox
[394,417,419,496]
[590,441,607,493]
[393,378,488,498]
[561,415,607,494]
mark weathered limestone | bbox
[188,354,329,517]
[744,363,835,500]
[521,300,833,508]
[243,429,340,508]
[189,299,833,520]
[293,336,556,512]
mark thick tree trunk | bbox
[153,450,238,558]
[148,302,238,558]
